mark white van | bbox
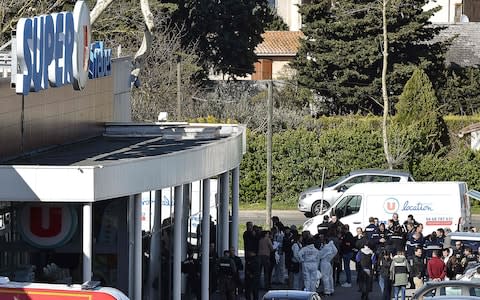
[303,181,472,235]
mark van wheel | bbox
[312,201,330,216]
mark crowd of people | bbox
[238,213,480,300]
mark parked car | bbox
[412,280,480,299]
[262,290,321,300]
[298,169,414,217]
[458,263,480,281]
[444,232,480,255]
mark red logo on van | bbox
[384,198,399,214]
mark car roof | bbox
[420,280,480,288]
[413,280,480,299]
[427,297,480,300]
[348,169,412,177]
[447,232,480,239]
[262,290,318,299]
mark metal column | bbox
[231,167,240,254]
[173,185,184,300]
[149,190,162,300]
[201,178,211,300]
[134,194,142,300]
[182,183,190,256]
[127,194,142,300]
[220,172,230,253]
[82,203,92,282]
[128,196,135,299]
[182,183,190,294]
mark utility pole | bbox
[176,56,182,120]
[266,80,273,229]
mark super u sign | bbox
[15,1,91,95]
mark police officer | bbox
[182,249,200,300]
[217,250,237,300]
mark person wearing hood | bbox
[376,249,392,300]
[390,249,411,300]
[318,239,338,296]
[298,236,321,292]
[356,242,376,300]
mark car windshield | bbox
[324,175,348,188]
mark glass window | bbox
[345,196,361,217]
[470,287,480,296]
[343,175,368,188]
[333,196,351,218]
[334,196,362,218]
[442,286,463,296]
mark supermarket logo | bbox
[384,198,399,214]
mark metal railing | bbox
[0,40,12,78]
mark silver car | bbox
[262,290,322,300]
[298,169,414,217]
[412,281,480,299]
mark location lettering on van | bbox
[401,201,432,211]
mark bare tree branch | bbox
[90,0,115,24]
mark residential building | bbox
[252,31,304,80]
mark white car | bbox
[298,169,414,217]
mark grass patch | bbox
[239,201,297,210]
[472,206,480,214]
[238,223,246,251]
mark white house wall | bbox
[275,0,302,31]
[423,0,462,23]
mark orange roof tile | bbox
[255,31,304,56]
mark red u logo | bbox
[386,202,396,211]
[30,207,62,237]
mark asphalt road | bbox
[239,210,480,229]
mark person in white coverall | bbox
[319,240,338,295]
[298,237,321,292]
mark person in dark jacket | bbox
[217,250,238,300]
[182,250,201,300]
[411,246,426,290]
[364,217,378,242]
[446,254,463,280]
[423,231,442,259]
[243,222,258,256]
[376,250,392,300]
[356,242,376,300]
[244,251,260,300]
[389,226,406,256]
[406,232,423,260]
[340,224,355,287]
[354,227,367,287]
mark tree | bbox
[264,5,289,31]
[439,66,480,115]
[172,0,271,78]
[0,0,72,44]
[390,68,448,167]
[293,0,448,115]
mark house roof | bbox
[458,122,480,137]
[255,31,304,57]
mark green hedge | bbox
[239,115,480,207]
